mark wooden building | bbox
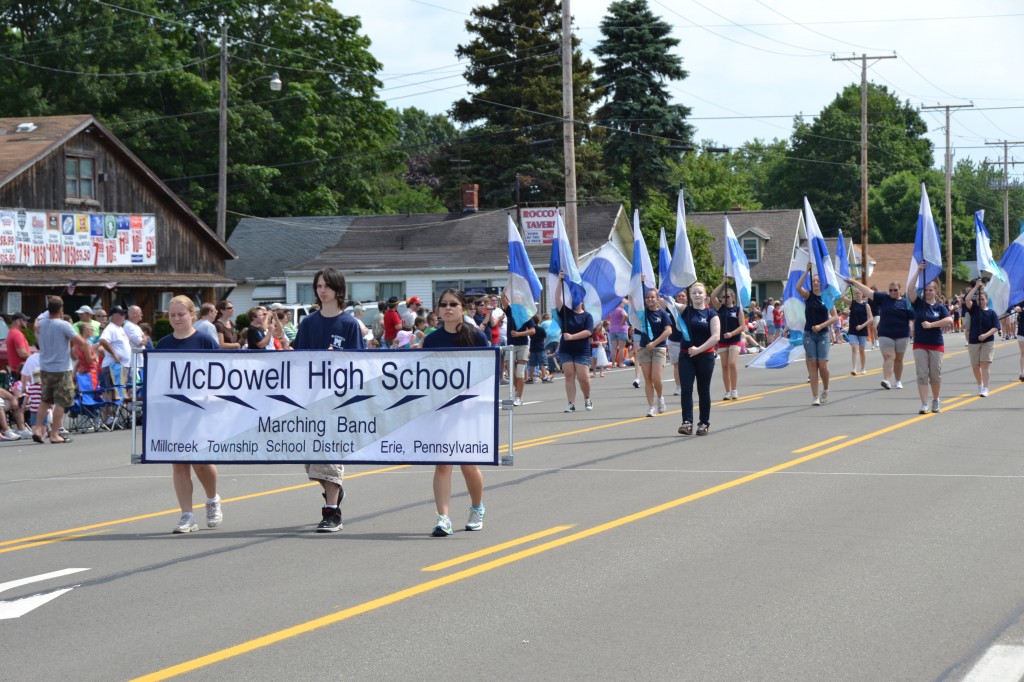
[0,115,235,321]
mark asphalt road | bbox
[2,339,1024,682]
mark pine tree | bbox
[593,0,693,214]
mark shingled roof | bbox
[687,209,804,282]
[289,204,627,275]
[227,215,355,282]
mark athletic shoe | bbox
[465,506,485,531]
[812,395,821,406]
[931,399,941,413]
[206,497,223,528]
[513,396,523,407]
[173,512,199,534]
[859,370,867,375]
[632,379,640,389]
[820,390,829,405]
[316,506,343,533]
[431,514,453,537]
[880,380,891,390]
[696,423,709,436]
[646,406,656,418]
[674,386,682,396]
[894,380,903,389]
[1019,373,1024,382]
[919,403,929,415]
[541,377,553,383]
[722,393,731,401]
[678,421,693,436]
[850,370,857,376]
[980,386,989,397]
[1,429,20,441]
[17,428,33,439]
[564,403,575,413]
[584,398,593,410]
[525,378,535,384]
[730,390,738,400]
[657,397,666,413]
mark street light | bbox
[216,22,282,240]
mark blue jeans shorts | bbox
[558,351,591,366]
[802,330,831,361]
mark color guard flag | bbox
[657,226,676,298]
[581,242,631,321]
[723,216,752,309]
[547,210,586,311]
[907,183,943,294]
[975,210,1010,315]
[804,197,843,311]
[628,209,657,330]
[666,189,697,294]
[835,229,851,280]
[505,215,543,329]
[750,245,809,369]
[998,228,1024,307]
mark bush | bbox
[235,312,250,331]
[153,318,172,344]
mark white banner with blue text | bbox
[141,348,500,465]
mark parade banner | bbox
[141,349,500,465]
[0,208,156,266]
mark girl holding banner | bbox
[964,280,1000,397]
[845,289,873,375]
[669,283,720,436]
[845,277,912,390]
[797,265,838,406]
[155,295,222,534]
[555,272,595,413]
[907,265,953,413]
[422,288,489,537]
[711,280,745,400]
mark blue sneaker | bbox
[465,505,485,531]
[431,514,453,537]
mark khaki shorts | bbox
[40,370,75,408]
[512,345,529,363]
[968,342,995,365]
[636,345,667,365]
[306,463,344,485]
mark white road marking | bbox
[961,645,1024,682]
[0,568,89,620]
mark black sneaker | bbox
[316,506,343,532]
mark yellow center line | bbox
[0,529,110,554]
[792,435,848,453]
[132,397,966,682]
[421,525,575,572]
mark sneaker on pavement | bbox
[820,390,829,405]
[812,395,821,406]
[859,370,867,375]
[17,428,33,439]
[678,421,693,436]
[674,386,682,396]
[465,506,485,531]
[919,403,929,415]
[632,379,640,389]
[730,390,739,400]
[584,398,593,410]
[513,396,523,407]
[432,514,453,537]
[880,380,891,390]
[1,429,20,441]
[696,423,709,436]
[894,380,903,389]
[931,399,941,413]
[657,397,666,413]
[316,506,343,533]
[646,406,656,418]
[173,512,199,534]
[851,370,857,376]
[564,403,575,413]
[206,496,223,528]
[980,386,989,397]
[722,394,731,401]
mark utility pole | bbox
[832,53,896,284]
[985,140,1024,248]
[561,0,579,258]
[217,23,229,241]
[923,103,972,296]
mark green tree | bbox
[668,144,762,212]
[593,0,694,214]
[766,83,933,232]
[0,1,403,233]
[446,0,601,209]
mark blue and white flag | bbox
[723,215,752,309]
[975,210,1010,315]
[628,209,657,330]
[505,215,543,329]
[907,183,943,294]
[835,229,851,280]
[657,226,677,298]
[547,210,586,311]
[998,228,1024,307]
[746,334,806,369]
[666,188,697,294]
[804,197,843,311]
[581,242,631,321]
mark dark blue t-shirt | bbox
[912,299,949,349]
[680,306,718,351]
[156,332,219,350]
[556,307,594,356]
[505,309,535,347]
[639,308,672,348]
[872,292,913,339]
[718,304,742,343]
[529,325,546,353]
[968,306,999,344]
[422,326,490,348]
[804,293,829,331]
[293,311,365,350]
[848,300,869,332]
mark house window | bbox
[66,156,95,199]
[349,282,376,303]
[295,283,314,305]
[378,282,404,302]
[742,237,759,263]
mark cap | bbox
[11,312,28,322]
[268,302,284,310]
[353,304,365,313]
[408,296,422,306]
[75,305,94,315]
[387,296,399,305]
[108,306,127,317]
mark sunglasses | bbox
[888,288,899,292]
[437,302,461,308]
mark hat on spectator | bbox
[408,296,422,306]
[108,306,127,317]
[268,302,284,310]
[75,305,94,315]
[387,296,399,306]
[353,304,365,313]
[11,312,29,322]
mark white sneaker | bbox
[1,429,20,441]
[674,386,682,396]
[564,403,575,413]
[820,389,829,405]
[205,497,223,528]
[880,380,891,390]
[512,396,523,407]
[17,428,33,439]
[894,380,903,389]
[465,505,485,531]
[584,398,593,410]
[730,390,738,400]
[646,406,656,418]
[657,397,666,413]
[812,395,821,406]
[980,386,989,397]
[919,403,929,414]
[173,512,199,534]
[632,379,640,389]
[859,370,867,375]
